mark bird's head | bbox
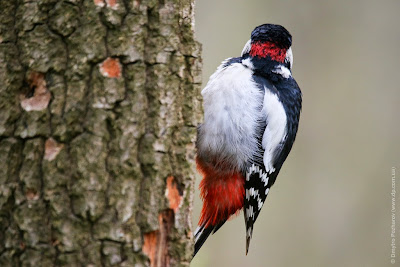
[242,24,293,70]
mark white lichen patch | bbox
[20,72,51,111]
[20,93,51,111]
[44,138,64,161]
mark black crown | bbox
[251,24,292,49]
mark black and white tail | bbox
[244,163,273,254]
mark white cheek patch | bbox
[285,47,293,69]
[241,39,251,56]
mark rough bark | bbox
[0,0,202,266]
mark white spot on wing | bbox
[246,164,270,210]
[246,206,254,219]
[246,171,251,181]
[258,199,263,210]
[261,172,269,186]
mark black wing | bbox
[243,75,286,254]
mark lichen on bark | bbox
[0,0,201,266]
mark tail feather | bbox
[211,220,226,234]
[193,220,226,257]
[245,222,253,255]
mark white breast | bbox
[197,62,264,170]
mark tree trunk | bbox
[0,0,202,266]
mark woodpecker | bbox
[193,24,302,257]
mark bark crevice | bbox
[0,0,201,265]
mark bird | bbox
[193,23,302,257]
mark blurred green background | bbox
[192,0,400,266]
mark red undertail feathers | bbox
[196,158,245,228]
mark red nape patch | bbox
[196,158,245,228]
[250,41,286,62]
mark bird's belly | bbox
[196,64,264,170]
